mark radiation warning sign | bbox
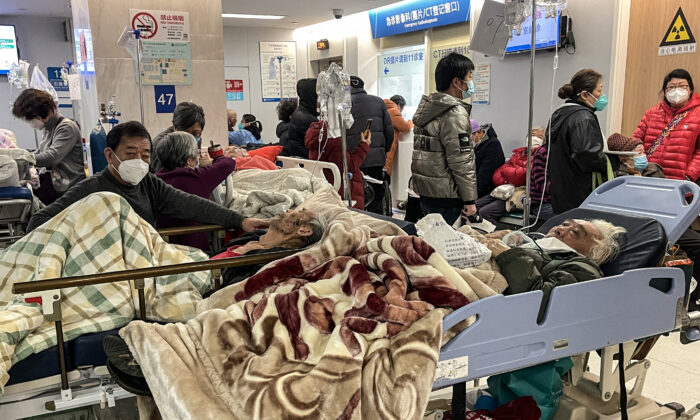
[659,7,696,56]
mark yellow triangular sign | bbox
[660,7,695,46]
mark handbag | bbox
[646,111,689,158]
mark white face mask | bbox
[111,152,149,185]
[531,136,544,148]
[29,119,45,130]
[666,88,689,105]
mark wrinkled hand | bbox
[361,130,372,145]
[241,218,270,232]
[199,150,213,167]
[225,146,248,159]
[462,204,477,217]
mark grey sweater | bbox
[27,169,244,232]
[35,113,85,191]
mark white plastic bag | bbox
[416,213,492,268]
[490,183,515,200]
[29,65,59,104]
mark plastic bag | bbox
[490,184,514,200]
[487,358,574,420]
[0,129,17,149]
[416,213,492,268]
[29,65,59,104]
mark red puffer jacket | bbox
[634,93,700,180]
[492,147,532,187]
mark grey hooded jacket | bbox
[411,92,477,205]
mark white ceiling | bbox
[0,0,72,18]
[220,0,400,29]
[0,0,400,28]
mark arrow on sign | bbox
[384,67,389,75]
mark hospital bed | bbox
[0,149,37,247]
[3,177,699,419]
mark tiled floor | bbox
[587,335,700,411]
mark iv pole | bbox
[133,30,145,124]
[339,111,352,206]
[522,0,537,229]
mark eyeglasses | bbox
[665,84,689,92]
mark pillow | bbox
[248,145,283,162]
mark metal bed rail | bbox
[11,248,297,402]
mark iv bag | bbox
[317,62,353,138]
[29,65,59,104]
[8,60,29,89]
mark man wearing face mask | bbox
[634,68,700,181]
[26,121,268,234]
[411,53,478,225]
[547,69,610,214]
[606,133,664,178]
[151,102,206,173]
[12,88,84,205]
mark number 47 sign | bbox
[154,85,176,113]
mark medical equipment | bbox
[3,177,699,419]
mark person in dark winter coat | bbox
[306,121,371,209]
[548,69,610,214]
[346,76,394,214]
[280,79,318,157]
[276,98,297,140]
[472,119,505,198]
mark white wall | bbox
[0,16,75,149]
[468,0,617,154]
[223,26,308,143]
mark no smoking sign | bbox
[131,12,158,39]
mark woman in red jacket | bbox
[634,69,700,181]
[305,121,371,209]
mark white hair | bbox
[588,219,626,265]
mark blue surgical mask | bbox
[238,123,245,130]
[585,92,608,112]
[460,79,475,100]
[633,155,648,171]
[195,137,201,148]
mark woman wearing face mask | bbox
[228,114,265,147]
[12,88,84,205]
[547,69,610,214]
[633,69,700,181]
[154,131,237,251]
[151,102,206,172]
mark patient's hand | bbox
[242,218,270,232]
[226,146,249,158]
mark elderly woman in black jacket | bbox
[280,79,318,157]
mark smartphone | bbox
[363,119,373,137]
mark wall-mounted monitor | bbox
[505,12,561,54]
[0,25,19,75]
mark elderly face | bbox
[227,110,238,131]
[471,130,485,143]
[269,210,314,236]
[545,219,602,256]
[532,128,545,139]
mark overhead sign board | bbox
[368,0,470,39]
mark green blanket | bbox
[0,192,211,389]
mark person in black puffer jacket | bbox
[548,69,610,214]
[275,98,297,140]
[472,120,505,198]
[346,76,394,214]
[280,79,318,157]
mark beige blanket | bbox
[121,217,504,419]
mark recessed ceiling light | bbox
[221,13,285,20]
[17,8,27,11]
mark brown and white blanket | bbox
[121,219,504,419]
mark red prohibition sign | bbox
[132,12,158,39]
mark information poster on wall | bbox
[377,46,425,119]
[226,79,244,101]
[429,42,470,93]
[137,41,192,85]
[259,41,297,102]
[129,9,190,42]
[473,63,490,105]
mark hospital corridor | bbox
[0,0,699,419]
